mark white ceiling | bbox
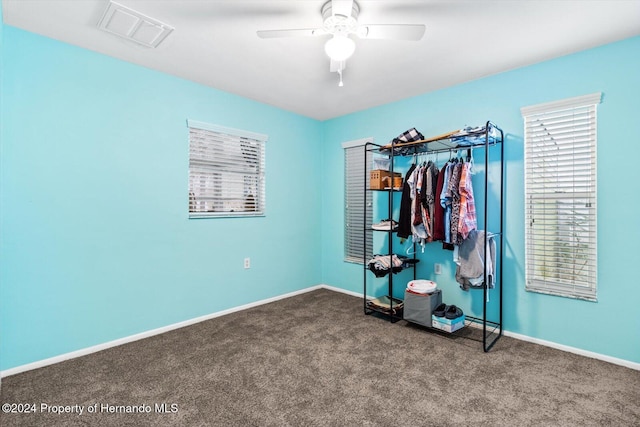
[3,0,640,120]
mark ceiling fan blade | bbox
[257,28,326,39]
[357,24,426,41]
[332,0,354,18]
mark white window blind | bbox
[344,139,373,264]
[188,120,266,218]
[522,93,601,301]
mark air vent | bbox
[97,1,174,48]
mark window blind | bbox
[188,120,266,218]
[522,93,601,301]
[344,139,373,264]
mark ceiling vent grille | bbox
[97,1,174,48]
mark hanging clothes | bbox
[408,165,428,249]
[448,162,463,245]
[458,162,477,240]
[454,230,496,290]
[432,162,447,241]
[439,161,453,244]
[396,163,416,240]
[400,156,475,248]
[413,164,424,226]
[421,161,439,243]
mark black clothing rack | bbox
[363,121,504,352]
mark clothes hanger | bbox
[406,241,416,256]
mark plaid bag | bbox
[392,127,424,145]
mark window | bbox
[188,120,266,218]
[521,93,601,301]
[343,139,373,264]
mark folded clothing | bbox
[367,254,418,277]
[366,296,404,315]
[391,127,424,145]
[450,125,499,146]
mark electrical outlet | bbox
[244,258,250,269]
[434,263,442,275]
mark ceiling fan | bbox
[257,0,426,86]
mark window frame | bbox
[343,138,373,264]
[188,120,267,219]
[521,92,601,301]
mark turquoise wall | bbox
[0,25,323,370]
[321,36,640,364]
[1,11,638,371]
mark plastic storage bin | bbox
[403,289,442,327]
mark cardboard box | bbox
[403,289,442,327]
[370,169,402,190]
[431,314,466,333]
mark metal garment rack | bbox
[363,121,504,352]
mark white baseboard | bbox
[1,285,323,378]
[322,284,640,371]
[319,283,372,299]
[502,330,640,371]
[424,308,640,370]
[2,284,638,377]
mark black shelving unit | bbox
[362,140,412,323]
[362,185,412,323]
[363,121,504,352]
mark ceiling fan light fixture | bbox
[324,35,355,61]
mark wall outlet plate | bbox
[244,258,250,269]
[434,263,442,275]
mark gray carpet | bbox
[1,288,639,426]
